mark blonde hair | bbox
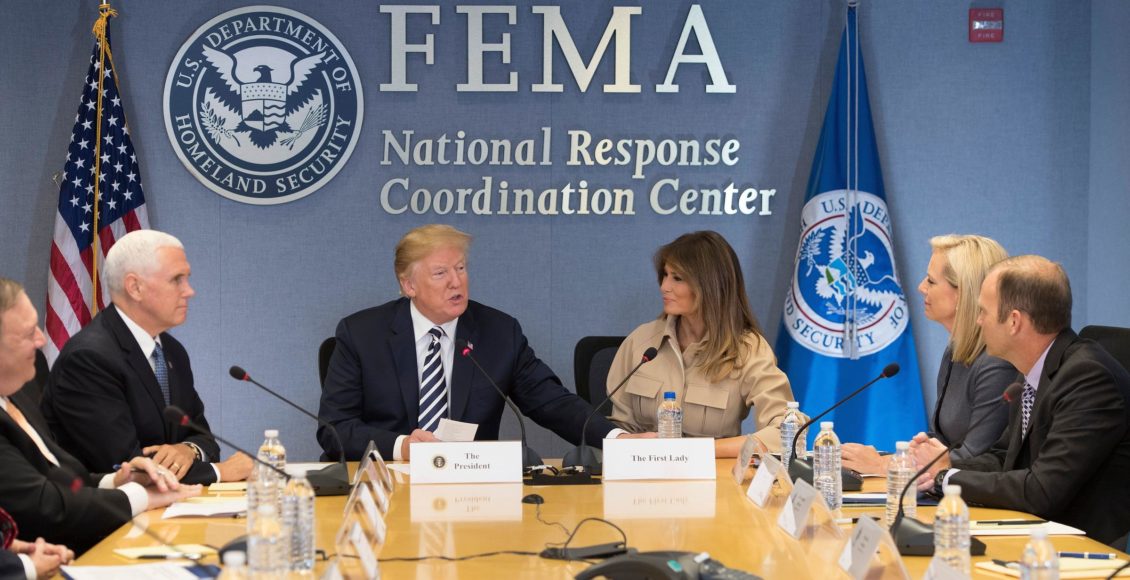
[0,278,24,333]
[395,225,472,283]
[654,231,762,382]
[928,234,1008,365]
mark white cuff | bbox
[942,468,960,487]
[117,482,150,516]
[210,463,222,482]
[605,428,627,439]
[19,554,35,580]
[97,473,116,489]
[393,435,408,461]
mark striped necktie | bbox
[418,327,448,432]
[152,342,170,405]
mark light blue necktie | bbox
[152,342,170,405]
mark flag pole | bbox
[89,1,116,315]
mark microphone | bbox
[890,381,1024,556]
[228,365,350,496]
[455,338,543,469]
[162,406,290,482]
[787,362,900,491]
[562,346,659,476]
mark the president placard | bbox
[409,441,522,484]
[602,438,716,481]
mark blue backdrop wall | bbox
[2,1,1127,460]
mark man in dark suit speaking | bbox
[318,224,630,461]
[42,230,250,484]
[914,255,1130,543]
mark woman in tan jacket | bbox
[607,231,795,457]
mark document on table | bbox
[976,557,1129,578]
[970,519,1085,536]
[162,497,247,519]
[62,563,215,579]
[112,544,216,560]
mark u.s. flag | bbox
[775,5,925,448]
[45,11,149,365]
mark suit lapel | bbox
[389,300,421,427]
[450,306,478,421]
[105,306,169,431]
[1007,331,1076,468]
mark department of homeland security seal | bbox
[783,190,909,358]
[163,6,362,204]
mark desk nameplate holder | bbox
[838,516,910,580]
[602,438,716,481]
[410,441,522,484]
[746,453,786,508]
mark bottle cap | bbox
[786,401,799,409]
[943,484,962,496]
[820,421,833,430]
[264,429,279,438]
[222,550,246,566]
[895,441,909,451]
[663,391,676,400]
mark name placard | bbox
[838,516,884,580]
[409,441,522,484]
[777,478,817,539]
[745,453,783,508]
[602,438,716,481]
[603,480,717,519]
[410,483,523,522]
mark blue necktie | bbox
[152,342,170,405]
[418,327,448,432]
[1021,381,1036,436]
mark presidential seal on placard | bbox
[783,190,909,358]
[163,6,362,204]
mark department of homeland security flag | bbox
[45,5,149,365]
[776,5,925,448]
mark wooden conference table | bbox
[76,460,1128,578]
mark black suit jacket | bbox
[951,330,1130,543]
[42,305,220,484]
[0,388,131,554]
[317,298,617,460]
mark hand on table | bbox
[113,456,179,491]
[401,429,440,460]
[841,443,890,475]
[217,452,253,482]
[142,443,197,480]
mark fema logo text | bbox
[163,6,363,204]
[783,190,909,358]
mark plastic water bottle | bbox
[258,429,287,511]
[813,421,842,510]
[282,474,316,575]
[885,441,917,527]
[932,484,970,575]
[216,550,248,580]
[779,402,801,467]
[657,391,683,438]
[1019,526,1059,580]
[248,504,287,579]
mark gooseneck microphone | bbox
[163,405,290,482]
[787,362,900,490]
[455,338,543,469]
[228,365,350,496]
[890,381,1024,556]
[562,346,659,476]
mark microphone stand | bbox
[561,346,659,482]
[786,365,899,491]
[229,366,350,496]
[456,340,544,470]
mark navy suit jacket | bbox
[317,298,616,460]
[951,330,1130,543]
[0,388,130,555]
[42,305,220,484]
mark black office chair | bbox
[573,336,625,416]
[1079,325,1130,373]
[318,337,337,387]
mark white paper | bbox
[161,498,246,519]
[409,441,522,484]
[602,438,716,481]
[61,563,200,579]
[842,492,887,504]
[970,520,1085,536]
[435,418,478,442]
[388,463,411,475]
